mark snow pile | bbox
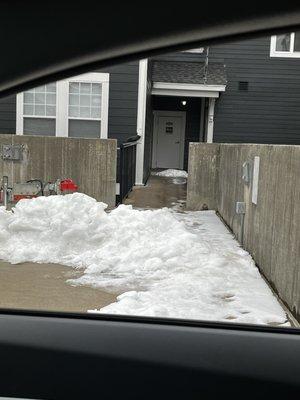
[154,169,188,178]
[171,199,186,211]
[0,194,288,326]
[172,178,187,185]
[96,212,288,326]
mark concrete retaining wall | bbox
[187,143,300,319]
[0,135,117,208]
[187,143,220,211]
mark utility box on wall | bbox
[242,161,251,185]
[236,201,246,214]
[1,144,24,161]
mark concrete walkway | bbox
[0,261,116,313]
[124,172,187,210]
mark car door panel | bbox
[0,313,299,399]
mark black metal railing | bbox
[116,135,140,204]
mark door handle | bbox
[175,141,180,144]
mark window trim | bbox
[17,72,109,138]
[270,34,300,58]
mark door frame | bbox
[152,110,186,169]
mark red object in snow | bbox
[59,178,78,193]
[13,194,37,201]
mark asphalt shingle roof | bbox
[152,60,227,86]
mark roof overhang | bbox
[151,82,226,98]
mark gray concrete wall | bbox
[187,143,300,319]
[0,134,117,208]
[187,143,220,211]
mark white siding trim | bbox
[152,82,226,92]
[135,59,148,185]
[67,72,109,83]
[183,48,204,53]
[56,80,68,137]
[16,93,23,135]
[206,98,215,143]
[152,88,220,98]
[151,82,225,98]
[101,81,109,139]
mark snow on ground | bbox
[172,177,187,185]
[154,169,188,178]
[0,193,288,326]
[171,199,186,212]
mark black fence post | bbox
[116,135,140,205]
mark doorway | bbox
[152,111,186,169]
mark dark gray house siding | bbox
[152,52,206,63]
[208,37,300,144]
[0,95,16,134]
[0,62,139,144]
[152,37,300,145]
[98,61,139,144]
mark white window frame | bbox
[17,72,109,138]
[270,33,300,58]
[16,84,57,136]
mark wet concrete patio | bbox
[0,261,116,313]
[124,172,187,210]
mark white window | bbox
[17,72,109,138]
[21,83,57,136]
[270,32,300,58]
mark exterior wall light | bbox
[181,100,187,106]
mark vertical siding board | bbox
[97,62,139,144]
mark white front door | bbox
[153,111,186,169]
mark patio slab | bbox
[124,172,187,210]
[0,261,116,313]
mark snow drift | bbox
[0,193,288,325]
[154,169,188,178]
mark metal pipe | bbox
[203,47,209,84]
[240,213,245,246]
[2,176,8,210]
